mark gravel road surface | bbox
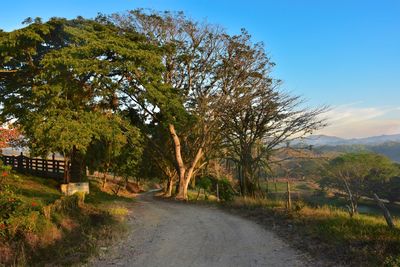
[91,194,308,267]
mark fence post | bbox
[17,152,23,171]
[286,180,292,211]
[57,161,60,175]
[52,154,56,173]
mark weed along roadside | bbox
[0,163,135,266]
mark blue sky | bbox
[1,0,399,138]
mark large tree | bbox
[109,10,327,199]
[0,17,160,182]
[218,30,326,195]
[110,10,227,199]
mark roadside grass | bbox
[305,192,400,217]
[187,190,219,202]
[0,171,133,266]
[223,197,400,266]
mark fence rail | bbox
[1,153,65,181]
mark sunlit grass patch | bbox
[108,206,129,218]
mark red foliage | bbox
[0,126,21,149]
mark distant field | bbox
[261,179,400,217]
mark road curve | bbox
[91,194,307,267]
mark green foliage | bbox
[0,17,162,179]
[320,152,399,198]
[383,176,400,204]
[216,178,235,201]
[0,161,12,186]
[0,186,23,223]
[196,176,213,191]
[196,176,235,201]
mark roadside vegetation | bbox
[183,178,400,266]
[224,197,400,267]
[181,153,400,266]
[0,163,132,266]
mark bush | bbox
[0,161,12,188]
[197,176,213,191]
[0,185,23,237]
[217,178,235,202]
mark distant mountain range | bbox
[293,134,400,162]
[295,134,400,146]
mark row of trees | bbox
[0,10,326,199]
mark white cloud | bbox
[316,104,400,138]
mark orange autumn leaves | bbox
[0,127,21,149]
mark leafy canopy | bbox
[0,17,163,158]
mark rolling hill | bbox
[294,134,400,162]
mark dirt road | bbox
[92,194,308,267]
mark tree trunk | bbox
[169,123,204,200]
[241,161,255,197]
[343,178,357,217]
[63,156,71,184]
[373,193,395,228]
[190,175,196,189]
[168,124,187,199]
[196,188,201,200]
[70,145,85,182]
[164,175,175,197]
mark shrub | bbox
[0,186,23,231]
[217,178,235,202]
[0,161,12,188]
[196,176,213,191]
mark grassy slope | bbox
[0,172,133,266]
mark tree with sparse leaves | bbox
[218,30,327,196]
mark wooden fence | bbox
[1,153,65,181]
